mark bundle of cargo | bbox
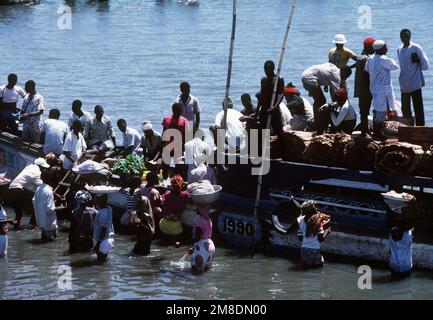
[303,133,351,166]
[336,138,381,170]
[272,130,314,161]
[375,142,424,175]
[383,120,408,138]
[414,151,433,178]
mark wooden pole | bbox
[222,0,237,129]
[250,0,297,258]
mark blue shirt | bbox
[93,206,114,241]
[388,229,413,273]
[397,42,429,93]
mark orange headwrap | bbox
[284,86,299,94]
[171,174,184,193]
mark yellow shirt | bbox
[329,47,356,68]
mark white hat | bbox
[142,121,153,132]
[373,39,386,51]
[333,34,347,44]
[34,158,50,168]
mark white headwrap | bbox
[142,121,153,132]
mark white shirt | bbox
[9,164,43,192]
[214,108,245,148]
[68,111,93,129]
[388,229,413,273]
[299,218,321,250]
[397,42,430,93]
[61,131,87,169]
[365,54,399,95]
[0,85,25,103]
[279,102,292,128]
[32,183,57,231]
[184,137,212,168]
[174,94,201,125]
[330,101,357,127]
[42,119,69,155]
[122,127,141,153]
[301,63,341,93]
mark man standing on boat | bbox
[329,34,358,69]
[301,62,341,127]
[0,73,25,134]
[354,37,375,137]
[68,100,93,131]
[365,40,399,139]
[62,120,87,170]
[20,80,45,143]
[40,109,69,156]
[174,82,201,132]
[84,105,116,152]
[397,29,429,126]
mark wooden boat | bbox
[0,0,38,5]
[214,157,433,269]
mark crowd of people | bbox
[0,29,428,275]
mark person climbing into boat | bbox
[301,62,341,126]
[20,80,45,143]
[210,97,246,151]
[354,37,376,137]
[159,174,190,244]
[68,100,93,131]
[116,119,141,156]
[187,203,215,273]
[316,88,357,135]
[61,120,87,170]
[161,103,190,179]
[84,105,116,152]
[7,157,50,229]
[141,121,162,168]
[69,190,96,253]
[40,109,69,156]
[174,81,201,132]
[297,200,331,268]
[283,83,315,131]
[397,28,430,126]
[365,40,399,139]
[328,34,358,69]
[0,73,25,133]
[240,93,257,116]
[93,193,115,262]
[132,196,155,256]
[32,169,64,242]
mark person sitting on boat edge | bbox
[283,83,315,131]
[69,190,96,253]
[141,120,162,170]
[187,203,215,274]
[20,80,45,143]
[297,200,331,268]
[316,88,357,135]
[132,196,155,256]
[159,174,190,245]
[61,120,87,170]
[68,100,93,131]
[40,108,69,156]
[0,73,25,134]
[93,193,115,262]
[84,105,116,153]
[116,118,141,156]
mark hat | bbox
[373,39,386,51]
[34,158,50,168]
[333,88,348,101]
[222,97,234,108]
[142,121,153,132]
[363,37,376,47]
[301,200,317,217]
[333,34,347,44]
[284,85,299,94]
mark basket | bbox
[190,185,222,204]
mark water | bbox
[1,0,433,299]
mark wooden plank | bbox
[398,126,433,145]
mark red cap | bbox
[363,37,376,47]
[284,86,299,94]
